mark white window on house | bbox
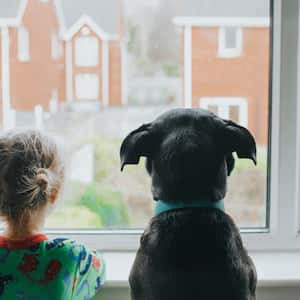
[75,36,99,67]
[18,26,30,62]
[200,97,248,128]
[75,74,99,100]
[51,33,63,60]
[218,27,243,58]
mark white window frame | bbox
[18,25,30,62]
[43,0,300,252]
[51,33,62,60]
[218,26,243,58]
[75,36,99,67]
[200,97,248,127]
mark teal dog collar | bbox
[155,199,225,216]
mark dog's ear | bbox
[221,120,257,165]
[120,123,157,171]
[225,153,235,176]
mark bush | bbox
[231,147,267,174]
[162,63,180,77]
[45,205,102,228]
[79,183,130,227]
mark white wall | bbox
[94,287,300,300]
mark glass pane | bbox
[75,74,99,100]
[0,0,270,230]
[225,27,238,49]
[75,36,99,67]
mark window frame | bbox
[18,25,30,62]
[242,0,300,251]
[44,0,300,252]
[218,26,243,58]
[51,33,62,60]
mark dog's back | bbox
[130,208,256,300]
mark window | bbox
[75,36,99,67]
[18,26,30,62]
[51,33,63,60]
[2,0,290,251]
[75,74,99,100]
[47,1,270,232]
[218,27,243,58]
[200,97,248,127]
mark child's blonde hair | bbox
[0,130,64,221]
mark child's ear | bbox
[49,188,60,204]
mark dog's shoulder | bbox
[139,208,246,267]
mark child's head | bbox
[0,130,64,224]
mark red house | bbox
[174,0,270,145]
[0,0,126,128]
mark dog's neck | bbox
[154,199,225,216]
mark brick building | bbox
[175,0,270,145]
[0,0,126,128]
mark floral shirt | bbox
[0,234,105,299]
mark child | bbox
[0,130,105,299]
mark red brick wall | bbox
[9,0,65,112]
[109,40,122,105]
[190,27,270,145]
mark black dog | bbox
[120,108,257,300]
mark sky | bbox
[124,0,161,16]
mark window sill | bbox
[103,251,300,288]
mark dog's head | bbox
[120,108,256,202]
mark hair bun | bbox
[36,171,49,192]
